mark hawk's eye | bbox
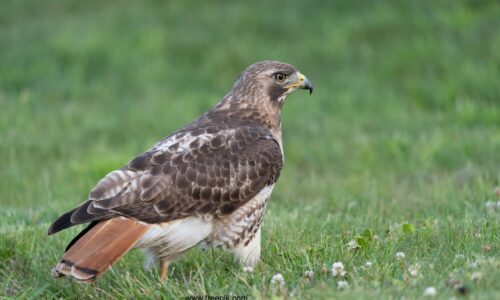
[273,73,287,83]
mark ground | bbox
[0,0,499,299]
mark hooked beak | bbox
[296,72,313,95]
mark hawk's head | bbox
[208,61,312,131]
[232,61,313,105]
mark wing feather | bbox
[89,170,140,200]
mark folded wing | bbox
[48,125,283,235]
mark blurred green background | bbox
[1,0,499,298]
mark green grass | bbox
[1,0,499,298]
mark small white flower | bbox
[423,286,437,297]
[471,271,482,281]
[347,239,360,250]
[304,270,314,279]
[337,280,349,290]
[364,261,373,268]
[396,252,406,260]
[243,266,253,273]
[331,262,347,277]
[469,261,479,268]
[454,254,465,260]
[270,273,285,286]
[408,264,420,277]
[486,201,496,211]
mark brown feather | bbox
[52,217,150,283]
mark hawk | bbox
[48,61,313,283]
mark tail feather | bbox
[52,217,150,283]
[65,222,98,251]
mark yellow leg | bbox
[160,260,170,281]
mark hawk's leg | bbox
[231,228,261,267]
[160,259,170,281]
[143,248,170,281]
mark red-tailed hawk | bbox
[48,61,313,283]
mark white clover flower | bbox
[270,273,285,286]
[346,239,360,250]
[304,270,314,279]
[471,271,482,281]
[396,252,406,260]
[331,262,347,277]
[423,287,437,297]
[486,201,496,211]
[337,280,349,290]
[408,264,420,277]
[364,261,373,268]
[243,266,253,273]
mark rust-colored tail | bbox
[52,217,149,283]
